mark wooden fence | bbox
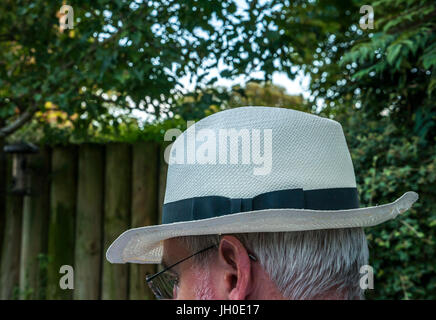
[0,142,169,300]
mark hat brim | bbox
[106,191,418,264]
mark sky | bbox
[130,0,312,122]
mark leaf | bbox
[387,44,402,66]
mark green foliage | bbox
[171,86,231,121]
[226,82,308,111]
[338,0,436,114]
[7,115,187,145]
[36,253,49,300]
[8,81,307,143]
[336,107,436,299]
[0,0,254,137]
[10,253,48,299]
[171,81,309,121]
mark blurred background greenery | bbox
[0,0,435,299]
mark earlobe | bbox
[218,236,253,300]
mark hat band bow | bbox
[162,187,359,224]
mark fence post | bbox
[0,157,23,299]
[129,142,159,300]
[19,147,51,299]
[73,144,104,300]
[0,137,6,263]
[47,146,77,300]
[102,143,131,300]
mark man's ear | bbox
[218,235,253,300]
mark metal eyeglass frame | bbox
[145,243,257,299]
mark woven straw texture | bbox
[165,107,356,204]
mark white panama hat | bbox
[106,106,418,264]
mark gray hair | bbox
[174,228,369,300]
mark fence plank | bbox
[102,143,131,300]
[0,138,6,260]
[158,142,169,225]
[0,156,23,299]
[74,144,104,300]
[47,146,77,300]
[129,142,159,300]
[19,148,51,299]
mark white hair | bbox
[175,228,369,300]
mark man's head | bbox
[107,108,418,297]
[161,228,369,300]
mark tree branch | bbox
[0,105,39,138]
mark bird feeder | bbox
[3,142,39,195]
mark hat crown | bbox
[164,106,356,204]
